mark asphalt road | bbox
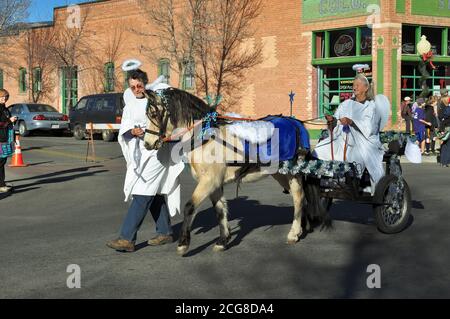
[0,134,449,299]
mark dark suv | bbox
[69,93,124,141]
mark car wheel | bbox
[102,130,116,142]
[73,124,85,140]
[19,121,29,137]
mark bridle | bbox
[144,92,172,145]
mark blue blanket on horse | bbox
[244,116,310,162]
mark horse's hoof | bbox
[287,236,299,245]
[213,244,226,252]
[177,245,189,256]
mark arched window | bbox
[104,62,115,92]
[19,68,27,93]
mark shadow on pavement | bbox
[13,169,109,191]
[172,195,422,257]
[8,165,104,183]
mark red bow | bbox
[422,51,436,69]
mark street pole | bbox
[289,90,295,117]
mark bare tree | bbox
[81,25,126,95]
[138,0,205,89]
[139,0,262,110]
[50,7,93,113]
[19,26,58,103]
[0,0,30,35]
[197,0,262,109]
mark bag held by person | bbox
[0,128,14,158]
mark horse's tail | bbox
[303,176,333,230]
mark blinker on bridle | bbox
[144,92,171,142]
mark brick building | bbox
[0,0,449,133]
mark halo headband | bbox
[122,59,142,72]
[352,64,370,73]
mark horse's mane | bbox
[157,88,213,126]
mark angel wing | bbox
[374,94,391,130]
[146,75,170,91]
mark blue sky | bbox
[28,0,92,22]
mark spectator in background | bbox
[0,89,17,194]
[424,96,439,155]
[437,89,449,131]
[413,98,431,154]
[437,127,450,167]
[401,96,413,134]
[439,96,450,130]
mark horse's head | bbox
[143,88,212,150]
[144,91,174,150]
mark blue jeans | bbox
[119,194,172,242]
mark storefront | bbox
[312,26,373,116]
[301,0,450,129]
[401,24,450,101]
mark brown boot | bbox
[148,234,173,246]
[106,239,135,252]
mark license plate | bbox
[52,124,60,129]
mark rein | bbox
[145,114,259,143]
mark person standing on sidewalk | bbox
[401,96,413,134]
[424,96,439,155]
[0,89,17,194]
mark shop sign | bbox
[302,0,381,23]
[334,34,354,56]
[361,35,372,55]
[411,0,450,18]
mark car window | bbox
[86,97,98,112]
[10,105,22,115]
[27,104,57,112]
[92,96,115,112]
[74,98,88,111]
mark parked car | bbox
[69,93,124,142]
[9,103,69,137]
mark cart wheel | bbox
[373,174,411,234]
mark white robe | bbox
[313,99,385,188]
[118,88,185,217]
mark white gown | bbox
[313,98,385,189]
[118,88,185,216]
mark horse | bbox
[143,88,328,255]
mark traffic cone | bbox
[9,134,28,167]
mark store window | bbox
[318,64,373,116]
[402,25,416,54]
[330,29,356,58]
[401,64,450,101]
[360,27,373,56]
[314,27,372,59]
[402,25,449,56]
[422,27,443,56]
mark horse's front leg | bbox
[177,179,217,256]
[210,187,231,252]
[287,175,305,244]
